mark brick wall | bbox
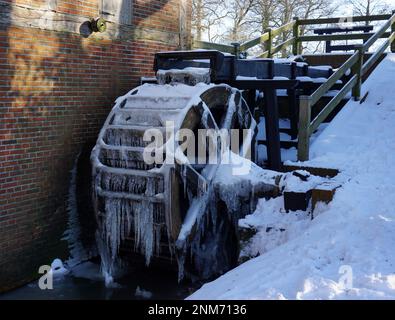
[0,0,191,292]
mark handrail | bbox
[193,14,393,58]
[272,21,296,38]
[192,40,234,54]
[310,75,357,133]
[271,37,295,56]
[239,33,270,52]
[363,13,395,51]
[363,31,395,74]
[191,14,395,162]
[297,12,395,161]
[310,52,359,105]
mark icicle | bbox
[133,200,155,265]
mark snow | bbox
[188,53,395,300]
[238,197,311,261]
[214,151,278,187]
[279,171,323,193]
[51,259,69,277]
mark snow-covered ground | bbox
[188,53,395,300]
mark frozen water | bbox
[63,152,96,268]
[135,286,153,299]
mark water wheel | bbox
[91,83,256,283]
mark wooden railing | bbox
[192,14,394,58]
[192,13,395,161]
[192,20,296,57]
[297,12,395,161]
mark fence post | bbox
[297,96,311,161]
[266,28,273,58]
[190,35,195,50]
[292,17,300,56]
[351,45,364,101]
[231,42,240,58]
[391,10,395,53]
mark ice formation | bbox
[92,81,264,284]
[63,152,96,267]
[157,67,211,85]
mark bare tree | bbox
[350,0,391,25]
[192,0,337,55]
[192,0,230,41]
[244,0,336,55]
[223,0,256,43]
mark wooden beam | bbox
[293,17,300,56]
[240,33,270,52]
[363,13,395,51]
[272,37,295,56]
[351,46,363,101]
[192,40,234,53]
[363,32,395,75]
[298,14,392,25]
[272,20,296,37]
[299,32,391,42]
[297,96,312,162]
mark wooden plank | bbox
[267,28,273,58]
[258,50,270,58]
[298,14,391,25]
[362,33,395,74]
[293,17,301,55]
[282,164,339,177]
[192,40,234,53]
[271,37,295,55]
[351,46,364,100]
[363,13,395,50]
[263,88,282,171]
[310,75,357,133]
[272,21,296,37]
[313,25,373,34]
[312,182,342,212]
[240,33,270,51]
[299,32,391,42]
[240,22,294,52]
[297,96,312,161]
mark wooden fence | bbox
[192,13,395,161]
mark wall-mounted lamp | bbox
[91,18,107,33]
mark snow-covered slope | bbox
[188,53,395,300]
